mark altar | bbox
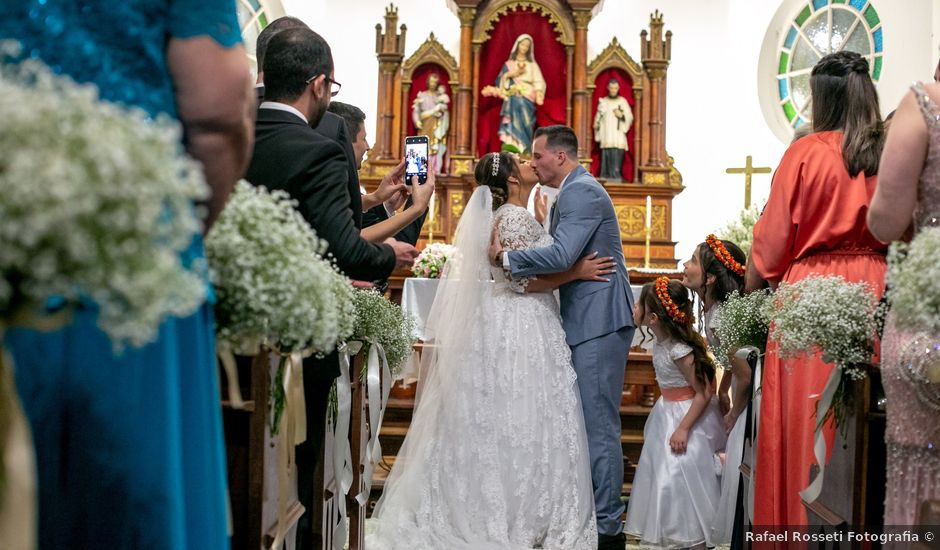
[361,0,685,269]
[402,276,653,349]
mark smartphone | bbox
[404,135,429,184]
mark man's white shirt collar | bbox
[259,101,308,124]
[557,168,576,192]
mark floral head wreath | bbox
[655,276,688,324]
[705,234,746,277]
[491,152,500,176]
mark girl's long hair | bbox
[640,280,716,386]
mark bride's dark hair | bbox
[474,152,518,210]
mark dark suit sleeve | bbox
[394,204,427,246]
[298,145,396,280]
[361,204,390,229]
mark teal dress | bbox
[0,1,240,549]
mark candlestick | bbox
[427,192,436,243]
[644,196,652,269]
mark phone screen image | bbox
[404,137,429,184]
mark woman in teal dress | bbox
[0,1,252,548]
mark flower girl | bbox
[681,235,750,545]
[625,277,725,549]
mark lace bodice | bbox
[492,204,553,292]
[652,339,693,389]
[912,82,940,229]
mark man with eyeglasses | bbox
[245,26,418,550]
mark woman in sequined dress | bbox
[869,81,940,527]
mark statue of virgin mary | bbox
[485,34,546,153]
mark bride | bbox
[367,152,611,549]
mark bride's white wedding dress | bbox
[366,189,597,549]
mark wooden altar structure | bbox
[361,1,685,268]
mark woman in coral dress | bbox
[750,51,887,526]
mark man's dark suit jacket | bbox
[314,111,363,228]
[246,108,395,280]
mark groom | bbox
[490,125,635,550]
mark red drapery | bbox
[476,8,567,157]
[589,68,636,181]
[406,63,452,138]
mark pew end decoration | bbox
[712,289,770,370]
[761,274,879,504]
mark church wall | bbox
[281,0,940,264]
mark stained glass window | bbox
[776,0,883,129]
[237,0,270,69]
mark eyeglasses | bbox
[305,74,342,97]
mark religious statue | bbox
[594,79,633,181]
[412,72,450,174]
[481,34,546,153]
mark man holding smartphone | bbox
[245,26,418,550]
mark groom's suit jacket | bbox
[507,165,634,346]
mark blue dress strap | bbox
[168,0,242,48]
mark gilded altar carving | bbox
[473,0,575,46]
[616,204,667,240]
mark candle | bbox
[429,192,436,223]
[645,195,652,230]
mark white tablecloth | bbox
[401,277,650,349]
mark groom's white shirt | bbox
[503,168,575,270]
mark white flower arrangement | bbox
[352,289,417,378]
[712,290,770,369]
[886,227,940,332]
[763,274,877,379]
[716,205,761,257]
[412,243,456,279]
[205,181,347,355]
[0,48,207,348]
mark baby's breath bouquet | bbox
[716,205,761,257]
[412,243,456,279]
[206,182,356,433]
[0,48,208,348]
[352,289,418,378]
[712,289,770,369]
[763,274,877,431]
[206,181,347,355]
[763,275,877,377]
[886,227,940,332]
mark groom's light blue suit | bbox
[507,165,635,536]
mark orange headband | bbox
[705,234,746,277]
[655,276,688,324]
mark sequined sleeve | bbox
[169,0,242,48]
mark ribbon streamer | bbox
[216,343,245,410]
[799,365,843,504]
[271,352,309,550]
[328,341,361,550]
[356,339,392,507]
[735,346,761,524]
